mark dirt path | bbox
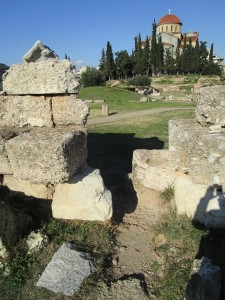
[88,107,194,125]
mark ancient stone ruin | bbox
[0,41,112,222]
[132,84,225,228]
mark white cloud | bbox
[75,59,84,65]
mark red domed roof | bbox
[158,14,182,26]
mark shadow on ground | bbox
[87,133,164,222]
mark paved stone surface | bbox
[36,242,96,296]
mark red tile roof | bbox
[158,14,182,26]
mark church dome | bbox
[158,14,182,26]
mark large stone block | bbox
[3,60,80,95]
[132,149,178,191]
[186,257,221,300]
[52,167,112,221]
[3,175,54,199]
[0,95,53,127]
[5,129,87,184]
[174,175,225,228]
[0,128,27,174]
[23,40,58,63]
[51,96,89,127]
[169,119,225,186]
[196,85,225,126]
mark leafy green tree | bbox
[99,48,106,72]
[127,75,151,87]
[204,62,222,75]
[115,50,133,79]
[81,67,106,86]
[105,41,115,80]
[150,20,158,75]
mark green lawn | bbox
[79,86,195,115]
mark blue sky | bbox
[1,0,225,68]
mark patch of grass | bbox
[79,86,195,115]
[152,213,207,299]
[0,219,116,300]
[181,76,199,84]
[160,185,174,203]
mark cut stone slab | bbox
[174,175,225,228]
[5,128,87,184]
[186,257,221,300]
[0,95,53,127]
[132,149,178,191]
[51,95,89,127]
[3,175,54,199]
[196,85,225,126]
[169,119,225,187]
[36,242,96,296]
[3,60,80,95]
[52,167,112,221]
[23,40,58,63]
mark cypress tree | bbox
[209,43,214,62]
[150,19,158,76]
[193,39,201,74]
[133,33,144,75]
[105,41,115,80]
[157,35,164,74]
[99,48,106,72]
[143,36,150,76]
[199,41,208,73]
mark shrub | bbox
[81,67,106,87]
[127,75,151,87]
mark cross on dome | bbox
[168,9,171,15]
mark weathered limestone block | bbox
[196,85,225,126]
[51,96,89,127]
[174,175,225,228]
[0,128,25,174]
[5,129,87,184]
[0,201,32,252]
[23,40,58,63]
[52,167,112,221]
[132,149,178,191]
[169,119,225,186]
[3,60,80,95]
[36,242,96,296]
[186,257,221,300]
[0,95,53,127]
[3,175,54,199]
